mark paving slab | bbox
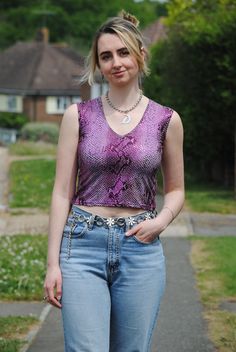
[190,212,236,236]
[152,238,215,352]
[0,213,49,236]
[0,301,45,318]
[27,307,63,352]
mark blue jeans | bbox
[60,205,166,352]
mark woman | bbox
[44,11,184,352]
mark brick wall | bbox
[23,84,91,124]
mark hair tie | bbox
[119,9,140,28]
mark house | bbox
[142,17,167,47]
[0,28,106,124]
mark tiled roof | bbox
[0,41,85,95]
[142,17,167,47]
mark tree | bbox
[0,0,167,52]
[144,0,236,186]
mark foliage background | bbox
[0,0,235,188]
[144,0,236,186]
[0,0,167,53]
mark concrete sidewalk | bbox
[14,238,215,352]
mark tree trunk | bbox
[235,123,236,199]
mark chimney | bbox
[35,27,49,43]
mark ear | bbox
[140,47,146,60]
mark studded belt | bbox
[71,207,157,229]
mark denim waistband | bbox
[71,205,157,229]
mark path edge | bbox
[20,304,52,352]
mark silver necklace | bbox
[105,90,143,124]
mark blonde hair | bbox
[81,11,150,85]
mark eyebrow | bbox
[99,47,128,57]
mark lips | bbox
[112,70,126,76]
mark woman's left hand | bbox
[125,218,166,243]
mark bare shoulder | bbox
[164,110,184,144]
[60,104,79,135]
[168,110,183,133]
[170,110,182,126]
[61,104,78,124]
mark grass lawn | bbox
[185,184,236,214]
[7,143,235,214]
[0,315,39,352]
[9,159,55,210]
[9,141,57,156]
[191,236,236,352]
[0,235,47,300]
[0,234,45,350]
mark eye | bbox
[101,54,111,61]
[120,49,129,57]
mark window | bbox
[56,97,69,112]
[0,95,23,113]
[46,96,81,114]
[8,96,17,111]
[91,83,108,99]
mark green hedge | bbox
[0,112,28,129]
[20,122,59,144]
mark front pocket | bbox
[63,221,88,239]
[64,221,88,261]
[133,235,159,245]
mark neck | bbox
[107,82,141,109]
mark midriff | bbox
[77,205,146,218]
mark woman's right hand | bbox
[44,265,62,309]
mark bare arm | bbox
[44,103,79,307]
[158,110,185,228]
[126,111,185,241]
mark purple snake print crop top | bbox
[72,97,173,211]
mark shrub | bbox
[0,112,28,129]
[20,122,59,144]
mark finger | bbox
[56,280,62,301]
[49,296,62,309]
[47,286,62,309]
[125,224,141,236]
[134,230,153,242]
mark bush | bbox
[20,122,59,144]
[0,112,28,129]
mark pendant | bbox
[121,114,131,124]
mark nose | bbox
[112,54,122,68]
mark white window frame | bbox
[46,96,81,114]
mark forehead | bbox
[97,33,127,54]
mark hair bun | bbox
[119,10,140,28]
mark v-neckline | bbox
[98,96,150,138]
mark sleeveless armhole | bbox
[161,107,174,145]
[77,101,86,136]
[77,102,81,123]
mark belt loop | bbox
[125,218,130,231]
[87,215,95,230]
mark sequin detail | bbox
[73,98,173,211]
